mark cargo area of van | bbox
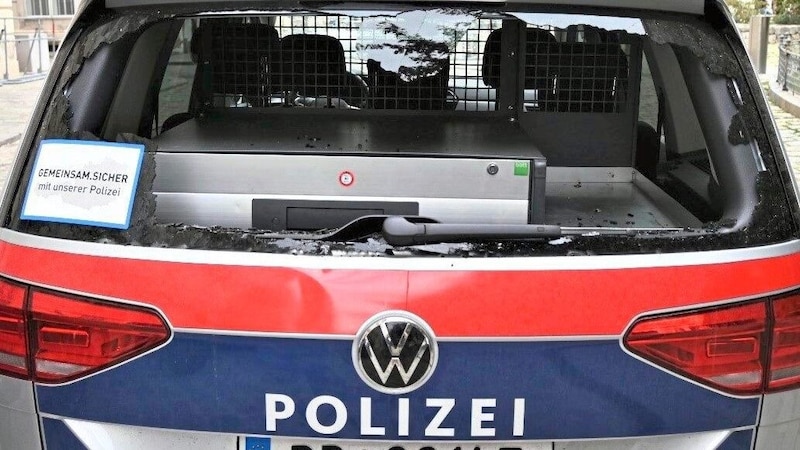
[137,11,723,235]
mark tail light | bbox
[769,295,800,390]
[0,280,28,378]
[0,278,170,384]
[624,291,800,396]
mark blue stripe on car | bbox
[36,333,759,440]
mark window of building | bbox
[26,0,74,17]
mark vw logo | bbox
[352,311,438,394]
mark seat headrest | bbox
[192,22,280,61]
[278,34,350,98]
[482,27,557,88]
[280,34,347,72]
[192,22,281,100]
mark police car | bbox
[1,0,799,448]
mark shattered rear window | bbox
[6,5,797,256]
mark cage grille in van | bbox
[190,16,630,113]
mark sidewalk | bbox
[0,79,44,146]
[769,87,800,174]
[763,22,800,180]
[0,79,45,185]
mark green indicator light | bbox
[514,161,530,176]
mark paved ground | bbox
[770,88,800,174]
[0,78,45,186]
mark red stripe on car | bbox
[1,240,799,336]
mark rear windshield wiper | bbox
[253,216,667,245]
[253,215,437,242]
[381,216,562,246]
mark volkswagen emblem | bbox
[352,311,438,394]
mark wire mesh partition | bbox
[521,25,630,113]
[198,21,281,107]
[192,15,631,113]
[274,15,364,74]
[453,18,502,111]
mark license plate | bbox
[241,437,551,450]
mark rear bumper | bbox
[39,417,755,450]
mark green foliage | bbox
[726,0,768,23]
[776,0,800,16]
[725,0,800,23]
[773,13,800,24]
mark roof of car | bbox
[101,0,706,15]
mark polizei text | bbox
[265,394,526,438]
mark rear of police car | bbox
[2,0,800,448]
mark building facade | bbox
[1,0,74,78]
[11,0,78,43]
